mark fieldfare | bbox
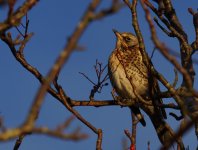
[108,29,184,146]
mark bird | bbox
[108,29,184,147]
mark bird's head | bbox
[113,29,139,49]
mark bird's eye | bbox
[125,36,131,42]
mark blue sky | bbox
[0,0,197,149]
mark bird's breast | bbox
[108,51,148,99]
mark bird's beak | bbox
[112,29,122,40]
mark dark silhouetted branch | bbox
[189,8,198,52]
[13,135,25,150]
[169,112,183,121]
[80,60,109,100]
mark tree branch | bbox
[0,0,38,33]
[188,8,198,52]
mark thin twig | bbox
[96,129,103,150]
[169,112,183,121]
[131,113,138,149]
[56,116,75,132]
[7,0,16,18]
[92,0,124,20]
[13,135,25,150]
[154,17,174,37]
[124,0,149,67]
[150,47,156,59]
[172,68,178,88]
[80,60,109,100]
[162,0,187,40]
[0,0,38,33]
[147,141,150,150]
[188,8,198,52]
[32,126,88,141]
[123,114,138,150]
[0,117,6,132]
[79,72,96,85]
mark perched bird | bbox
[108,29,184,147]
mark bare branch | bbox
[56,116,75,132]
[172,68,178,88]
[96,129,103,150]
[93,0,124,20]
[0,117,6,132]
[154,17,174,37]
[32,126,88,141]
[124,129,132,143]
[147,141,150,150]
[188,8,198,52]
[150,47,156,59]
[144,0,191,53]
[0,0,102,142]
[22,0,102,132]
[162,0,187,40]
[58,86,99,134]
[131,113,138,149]
[79,72,96,85]
[80,60,109,100]
[0,0,38,33]
[140,0,192,113]
[144,1,195,94]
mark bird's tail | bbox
[130,106,146,127]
